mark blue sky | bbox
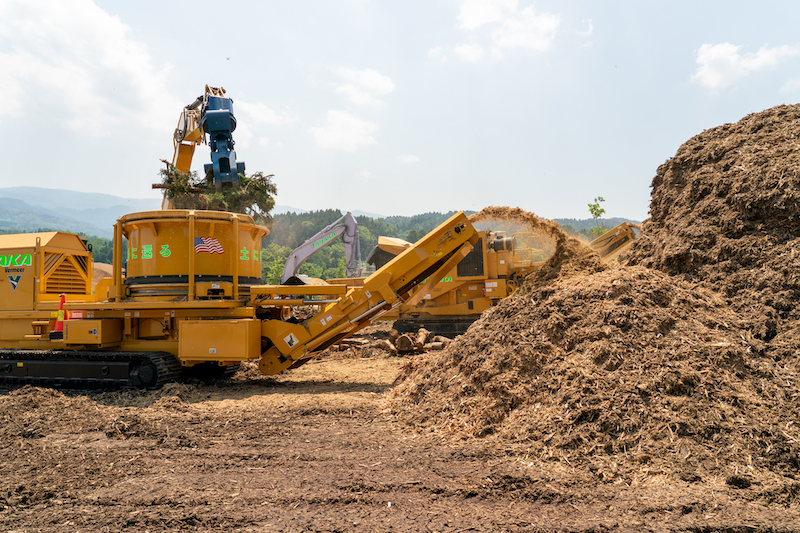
[2,0,800,221]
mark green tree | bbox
[260,243,292,284]
[406,229,422,243]
[159,166,277,226]
[588,197,607,238]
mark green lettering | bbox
[312,232,336,249]
[0,254,31,267]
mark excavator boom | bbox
[281,212,361,283]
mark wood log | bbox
[339,338,369,346]
[418,328,432,344]
[395,333,417,354]
[414,329,428,350]
[373,339,398,355]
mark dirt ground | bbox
[2,355,798,533]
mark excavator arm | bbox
[162,85,246,208]
[281,212,361,283]
[253,211,478,374]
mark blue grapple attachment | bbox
[201,95,246,184]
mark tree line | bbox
[260,210,466,283]
[2,209,638,284]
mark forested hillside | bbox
[260,210,467,282]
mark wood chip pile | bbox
[385,105,800,488]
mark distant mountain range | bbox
[0,188,161,238]
[0,187,638,238]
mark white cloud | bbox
[336,85,384,107]
[447,0,559,62]
[231,101,294,150]
[457,0,517,31]
[309,111,378,152]
[454,43,485,63]
[235,101,296,126]
[0,0,180,138]
[692,42,800,90]
[428,46,448,64]
[337,68,395,95]
[334,67,395,107]
[489,4,559,54]
[401,155,420,164]
[580,19,593,38]
[358,169,374,180]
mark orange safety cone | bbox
[49,294,66,340]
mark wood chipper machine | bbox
[0,211,479,389]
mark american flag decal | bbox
[194,237,224,254]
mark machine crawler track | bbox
[393,317,479,337]
[0,350,182,391]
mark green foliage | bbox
[405,229,424,243]
[260,243,293,284]
[588,197,606,221]
[81,234,115,264]
[265,210,350,248]
[159,166,277,226]
[383,211,471,243]
[588,197,607,238]
[259,210,473,281]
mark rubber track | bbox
[393,317,478,337]
[0,350,182,391]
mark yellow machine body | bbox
[0,210,478,388]
[116,210,267,302]
[367,223,638,336]
[371,230,546,335]
[0,232,93,347]
[587,222,638,260]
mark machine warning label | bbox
[284,333,298,348]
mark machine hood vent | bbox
[44,253,89,294]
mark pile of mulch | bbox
[388,124,800,486]
[385,264,800,485]
[623,104,800,348]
